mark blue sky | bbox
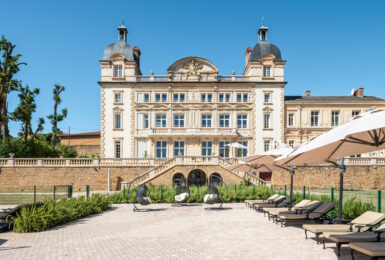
[2,0,385,135]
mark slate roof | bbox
[284,96,385,103]
[249,41,283,62]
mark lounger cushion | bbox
[280,212,323,220]
[175,192,189,202]
[349,242,385,257]
[204,194,218,204]
[278,201,322,216]
[303,224,352,234]
[303,211,385,234]
[325,232,385,242]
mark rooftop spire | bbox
[117,12,128,42]
[258,19,268,42]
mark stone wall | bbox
[271,165,385,190]
[0,166,152,192]
[147,165,243,186]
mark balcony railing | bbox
[135,75,250,82]
[1,156,384,168]
[135,128,252,137]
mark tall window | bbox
[236,141,248,157]
[114,93,122,103]
[202,141,212,156]
[137,113,149,129]
[156,114,167,128]
[264,140,271,152]
[201,114,212,128]
[237,114,248,128]
[288,140,294,148]
[264,93,271,103]
[237,93,248,102]
[114,141,121,158]
[173,114,185,128]
[331,111,340,126]
[219,141,230,157]
[114,113,121,129]
[156,141,167,158]
[311,111,319,127]
[137,93,150,102]
[352,110,360,117]
[174,141,185,156]
[219,114,230,128]
[155,93,167,102]
[219,93,231,103]
[113,65,122,78]
[288,113,294,127]
[263,114,270,129]
[173,93,185,102]
[201,93,213,102]
[263,66,271,78]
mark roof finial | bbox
[261,16,264,27]
[121,9,125,25]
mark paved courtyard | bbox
[0,203,367,259]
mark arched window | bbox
[172,173,185,185]
[210,173,223,186]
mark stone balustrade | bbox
[0,157,384,168]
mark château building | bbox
[98,22,385,159]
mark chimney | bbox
[245,47,252,67]
[355,87,364,97]
[133,46,141,67]
[305,90,311,97]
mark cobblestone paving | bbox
[0,203,366,259]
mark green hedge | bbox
[11,194,110,233]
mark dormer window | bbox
[263,66,271,78]
[113,65,122,78]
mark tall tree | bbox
[12,85,44,142]
[0,35,26,138]
[47,84,67,147]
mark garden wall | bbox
[0,166,152,192]
[271,165,385,190]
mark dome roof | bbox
[248,41,282,62]
[103,40,135,61]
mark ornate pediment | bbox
[263,106,274,112]
[167,57,218,81]
[152,104,169,110]
[218,103,233,110]
[135,104,152,110]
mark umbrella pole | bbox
[338,158,346,223]
[289,165,295,209]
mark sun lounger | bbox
[265,199,312,221]
[323,224,385,256]
[277,202,335,227]
[350,242,385,260]
[245,194,279,208]
[302,211,385,246]
[252,195,286,210]
[258,197,297,211]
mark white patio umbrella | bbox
[276,108,385,221]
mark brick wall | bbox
[272,165,385,190]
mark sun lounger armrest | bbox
[355,223,377,232]
[374,230,385,242]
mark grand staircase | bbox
[125,156,267,188]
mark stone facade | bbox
[147,165,243,186]
[99,24,286,159]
